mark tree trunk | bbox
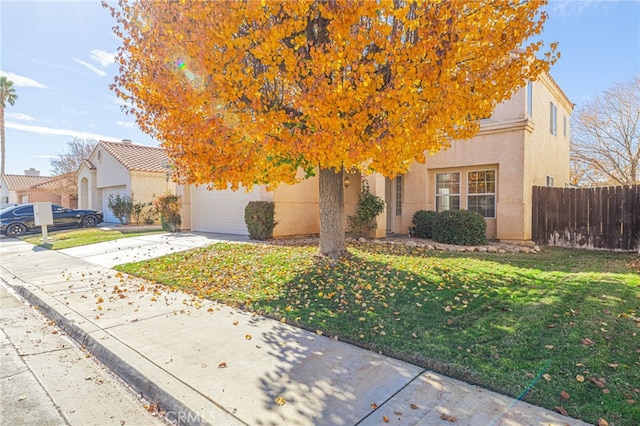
[318,167,346,258]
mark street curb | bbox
[0,270,244,426]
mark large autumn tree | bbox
[106,0,557,257]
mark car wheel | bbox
[82,215,98,227]
[6,223,27,237]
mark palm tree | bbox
[1,76,18,176]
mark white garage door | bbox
[191,186,261,235]
[102,187,128,224]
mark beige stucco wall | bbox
[270,170,361,237]
[520,75,572,241]
[395,74,571,242]
[130,171,174,204]
[77,168,100,210]
[15,189,62,205]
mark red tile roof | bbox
[2,174,53,190]
[98,141,168,172]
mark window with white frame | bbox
[436,172,460,212]
[550,102,557,135]
[395,176,403,216]
[467,170,496,218]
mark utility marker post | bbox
[33,202,54,245]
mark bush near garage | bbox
[107,194,134,224]
[244,201,277,240]
[411,210,438,239]
[432,209,487,246]
[153,193,181,232]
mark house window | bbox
[395,176,403,216]
[467,170,496,218]
[526,81,533,118]
[436,172,460,212]
[546,176,554,187]
[550,102,557,135]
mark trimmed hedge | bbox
[244,201,277,240]
[411,210,438,239]
[432,210,487,245]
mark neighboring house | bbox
[0,168,68,207]
[77,140,174,223]
[182,73,573,243]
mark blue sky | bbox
[1,0,639,176]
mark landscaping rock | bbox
[358,237,367,243]
[406,241,417,248]
[487,246,498,253]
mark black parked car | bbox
[0,203,104,237]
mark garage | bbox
[190,186,262,235]
[101,186,128,223]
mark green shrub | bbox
[153,193,181,232]
[244,201,277,240]
[347,184,385,238]
[107,194,133,224]
[412,210,438,239]
[432,210,487,245]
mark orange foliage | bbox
[105,0,557,190]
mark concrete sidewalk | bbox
[0,235,590,426]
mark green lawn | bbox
[21,227,165,250]
[116,242,640,425]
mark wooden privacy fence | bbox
[532,185,640,252]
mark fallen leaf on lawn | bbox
[627,399,636,404]
[218,362,227,368]
[543,374,552,381]
[607,363,619,369]
[525,372,535,379]
[555,406,569,416]
[589,377,606,388]
[545,345,554,349]
[382,415,389,423]
[597,418,609,426]
[581,337,595,346]
[444,306,451,312]
[409,403,419,409]
[411,333,418,338]
[602,389,610,394]
[546,324,556,328]
[447,319,453,325]
[245,334,252,340]
[440,413,457,422]
[576,375,585,382]
[560,390,570,400]
[316,330,323,336]
[371,403,378,410]
[576,363,585,367]
[275,396,286,406]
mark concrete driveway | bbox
[58,231,249,267]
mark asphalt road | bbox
[0,281,170,426]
